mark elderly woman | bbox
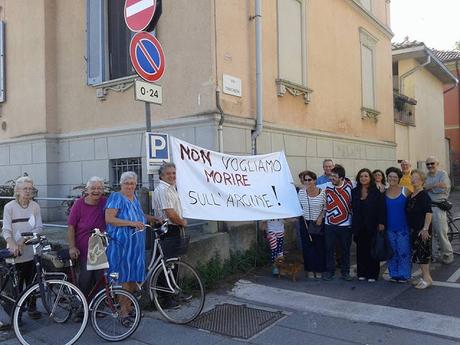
[2,176,43,321]
[298,170,326,280]
[352,168,386,282]
[385,167,411,283]
[105,172,156,309]
[67,176,107,296]
[406,169,433,289]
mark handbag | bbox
[305,188,324,235]
[370,231,394,261]
[87,228,109,271]
[433,200,452,211]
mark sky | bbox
[390,0,460,51]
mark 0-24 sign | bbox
[135,79,162,104]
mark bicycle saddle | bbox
[0,248,15,260]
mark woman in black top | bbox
[352,168,386,282]
[406,169,433,289]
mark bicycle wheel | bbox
[149,259,205,324]
[91,288,141,342]
[13,279,88,345]
[448,217,460,244]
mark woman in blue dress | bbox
[385,167,411,282]
[105,171,156,314]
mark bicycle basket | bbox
[161,235,190,259]
[42,251,71,270]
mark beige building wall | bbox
[0,0,396,220]
[215,0,395,142]
[395,58,448,169]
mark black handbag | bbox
[370,231,394,261]
[433,200,453,211]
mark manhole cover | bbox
[188,303,284,339]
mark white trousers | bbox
[431,207,453,262]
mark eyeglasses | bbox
[426,162,435,166]
[304,178,313,182]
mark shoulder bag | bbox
[305,189,324,235]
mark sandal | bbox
[410,278,421,286]
[415,279,432,289]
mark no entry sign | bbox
[130,31,165,82]
[124,0,157,32]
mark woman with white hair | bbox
[2,176,43,323]
[67,176,107,297]
[105,171,157,317]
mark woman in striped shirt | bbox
[298,170,326,280]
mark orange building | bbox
[434,50,460,185]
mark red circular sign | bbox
[124,0,157,32]
[130,32,165,82]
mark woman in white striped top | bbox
[298,170,327,279]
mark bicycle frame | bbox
[137,226,179,294]
[0,259,21,311]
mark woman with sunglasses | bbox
[298,170,326,279]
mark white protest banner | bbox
[170,137,302,221]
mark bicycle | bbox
[9,232,89,345]
[446,207,460,255]
[0,249,23,326]
[133,221,205,324]
[54,229,142,342]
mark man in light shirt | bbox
[425,156,453,264]
[316,159,334,185]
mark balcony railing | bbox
[394,92,416,126]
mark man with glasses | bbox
[316,159,334,185]
[399,160,414,193]
[318,164,354,281]
[425,156,454,264]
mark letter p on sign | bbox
[146,133,170,173]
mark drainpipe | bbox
[399,56,431,95]
[457,60,460,186]
[216,90,225,152]
[251,0,263,155]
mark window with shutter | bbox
[86,0,136,85]
[277,0,306,86]
[359,28,378,113]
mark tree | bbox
[456,41,460,51]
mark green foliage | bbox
[0,178,17,220]
[196,240,270,290]
[455,41,460,51]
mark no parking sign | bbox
[130,31,165,83]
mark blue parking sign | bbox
[146,133,170,173]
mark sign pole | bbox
[145,102,155,192]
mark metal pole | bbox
[145,102,155,211]
[145,102,152,132]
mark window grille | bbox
[110,157,142,189]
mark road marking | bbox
[447,267,460,282]
[231,280,460,340]
[432,280,460,288]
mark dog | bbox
[274,256,303,282]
